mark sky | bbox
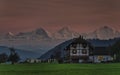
[0,0,120,33]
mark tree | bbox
[111,40,120,62]
[0,53,8,63]
[8,48,20,64]
[54,51,63,63]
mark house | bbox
[64,36,93,63]
[64,36,113,63]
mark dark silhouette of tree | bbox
[111,40,120,62]
[0,53,8,63]
[54,51,63,63]
[8,48,20,64]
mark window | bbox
[83,43,87,48]
[72,49,77,54]
[82,49,87,54]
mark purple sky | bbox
[0,0,120,33]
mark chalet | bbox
[64,36,113,63]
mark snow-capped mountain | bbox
[0,32,15,39]
[85,26,120,40]
[16,28,51,40]
[52,26,120,40]
[7,32,14,36]
[0,26,120,40]
[52,27,79,39]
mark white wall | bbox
[90,55,113,63]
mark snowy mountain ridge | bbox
[85,26,120,40]
[0,26,120,40]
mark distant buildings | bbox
[25,58,41,63]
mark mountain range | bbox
[0,26,119,40]
[84,26,120,40]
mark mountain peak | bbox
[100,26,113,30]
[52,26,79,39]
[60,26,70,31]
[103,26,110,29]
[35,27,45,33]
[15,27,51,39]
[33,27,46,34]
[85,26,120,40]
[35,27,44,31]
[7,32,14,36]
[34,27,50,38]
[61,26,70,30]
[58,26,71,33]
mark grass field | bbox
[0,63,120,75]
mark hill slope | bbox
[0,46,40,61]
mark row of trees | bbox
[0,48,20,64]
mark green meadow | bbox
[0,63,120,75]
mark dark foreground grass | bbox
[0,63,120,75]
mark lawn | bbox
[0,63,120,75]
